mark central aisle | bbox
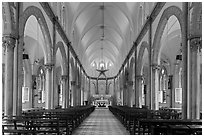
[72,108,130,135]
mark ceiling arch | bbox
[66,2,155,77]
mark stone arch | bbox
[19,6,52,64]
[152,6,184,65]
[137,41,149,75]
[55,41,68,75]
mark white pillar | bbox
[127,81,133,107]
[151,64,160,110]
[3,36,16,117]
[136,75,143,108]
[182,2,189,119]
[189,38,201,119]
[44,63,54,109]
[168,75,173,108]
[61,75,68,108]
[88,78,91,104]
[77,84,81,106]
[123,85,127,105]
[71,81,76,106]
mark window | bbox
[22,87,29,103]
[175,88,182,103]
[37,67,45,103]
[159,67,167,103]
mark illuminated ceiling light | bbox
[109,63,112,67]
[91,61,96,67]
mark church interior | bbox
[1,2,202,135]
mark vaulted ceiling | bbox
[68,2,150,77]
[22,2,181,79]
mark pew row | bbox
[2,106,95,135]
[108,106,202,135]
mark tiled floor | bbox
[72,108,130,135]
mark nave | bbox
[73,108,129,135]
[2,2,202,135]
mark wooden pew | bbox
[109,106,184,135]
[2,106,95,135]
[2,117,61,135]
[137,119,202,135]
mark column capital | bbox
[151,64,161,71]
[61,75,68,80]
[2,36,16,50]
[190,37,202,51]
[44,63,54,71]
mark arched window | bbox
[159,67,167,103]
[37,67,45,103]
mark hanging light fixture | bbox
[99,2,105,69]
[96,2,109,76]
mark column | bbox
[13,39,18,116]
[189,38,201,119]
[151,64,160,110]
[96,79,99,94]
[134,46,138,108]
[123,83,127,105]
[136,75,143,108]
[61,75,68,108]
[88,78,91,104]
[76,83,81,106]
[71,81,76,106]
[2,63,5,113]
[81,76,84,106]
[106,79,108,94]
[127,81,133,107]
[148,16,152,110]
[44,63,54,109]
[66,45,70,107]
[167,75,173,108]
[113,78,116,106]
[3,36,16,117]
[181,2,189,119]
